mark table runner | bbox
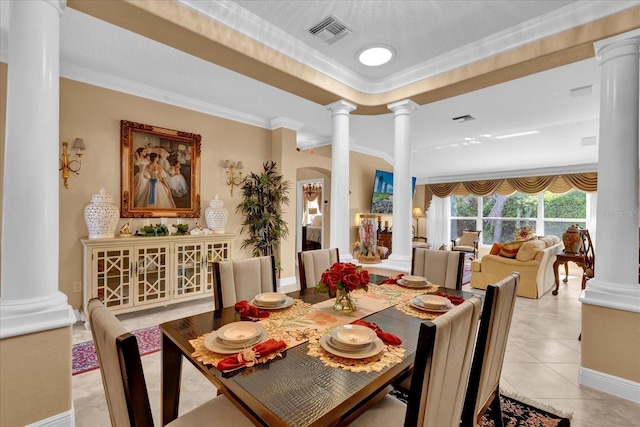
[189,283,442,370]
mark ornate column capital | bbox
[594,28,640,65]
[387,99,419,115]
[44,0,67,15]
[325,99,357,115]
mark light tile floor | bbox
[72,274,640,426]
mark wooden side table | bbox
[552,251,588,295]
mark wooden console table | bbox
[552,251,588,295]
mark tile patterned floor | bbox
[72,274,640,426]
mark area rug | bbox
[72,325,161,375]
[390,388,571,426]
[463,264,471,285]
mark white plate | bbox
[320,335,384,359]
[417,295,449,308]
[402,275,427,284]
[327,336,373,352]
[396,279,433,289]
[409,298,451,313]
[330,325,377,348]
[254,292,286,306]
[216,321,264,345]
[251,295,295,310]
[204,330,268,354]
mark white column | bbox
[0,0,75,338]
[326,100,357,261]
[386,99,418,269]
[580,30,640,313]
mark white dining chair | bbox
[349,297,482,427]
[213,255,277,309]
[461,272,520,426]
[297,247,340,290]
[411,247,465,290]
[87,298,254,427]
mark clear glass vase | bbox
[333,288,357,313]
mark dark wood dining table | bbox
[159,285,474,427]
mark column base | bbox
[0,291,76,338]
[579,367,640,403]
[579,278,640,313]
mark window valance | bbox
[425,172,597,198]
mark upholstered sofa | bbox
[470,237,563,298]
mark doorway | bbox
[297,179,324,253]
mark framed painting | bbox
[120,120,201,218]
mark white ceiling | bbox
[1,0,638,183]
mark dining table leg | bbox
[161,332,183,426]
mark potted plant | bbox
[236,161,291,259]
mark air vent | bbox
[581,136,597,146]
[452,114,475,123]
[309,15,351,45]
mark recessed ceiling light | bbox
[358,46,394,66]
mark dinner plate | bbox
[251,295,295,310]
[396,278,434,289]
[204,330,268,354]
[402,275,427,284]
[330,325,377,349]
[254,292,286,306]
[217,321,263,345]
[416,295,449,308]
[319,335,384,359]
[326,336,373,352]
[409,298,451,313]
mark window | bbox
[450,190,588,244]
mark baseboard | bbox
[26,407,75,427]
[579,367,640,403]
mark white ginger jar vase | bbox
[205,195,229,233]
[85,188,120,239]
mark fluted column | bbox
[0,0,75,338]
[580,29,640,312]
[387,99,418,269]
[326,100,356,261]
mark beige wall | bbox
[0,327,72,426]
[582,304,640,383]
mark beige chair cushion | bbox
[412,248,463,289]
[216,256,275,307]
[168,394,254,427]
[515,239,546,262]
[458,231,480,246]
[299,248,339,289]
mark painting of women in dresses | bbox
[121,120,201,218]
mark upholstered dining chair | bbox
[349,297,482,427]
[451,230,482,260]
[213,255,277,309]
[87,298,254,427]
[297,247,340,290]
[461,272,520,427]
[411,247,465,290]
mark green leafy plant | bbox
[236,161,290,257]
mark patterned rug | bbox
[72,325,162,375]
[463,264,471,285]
[390,388,570,426]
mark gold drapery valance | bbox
[426,172,597,198]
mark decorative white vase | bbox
[85,188,120,239]
[205,195,228,233]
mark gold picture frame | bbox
[120,120,201,218]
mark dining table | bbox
[159,278,477,427]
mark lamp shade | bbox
[412,207,424,217]
[72,138,86,152]
[223,160,231,169]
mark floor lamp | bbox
[412,207,424,239]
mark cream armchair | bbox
[451,230,481,259]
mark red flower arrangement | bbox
[316,262,370,294]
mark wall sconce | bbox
[60,138,86,189]
[224,160,244,196]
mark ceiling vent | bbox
[581,136,597,146]
[309,15,351,45]
[452,114,475,123]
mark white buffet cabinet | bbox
[80,234,234,323]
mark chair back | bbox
[87,298,153,427]
[411,248,465,290]
[298,248,340,290]
[213,255,277,309]
[405,297,482,427]
[462,272,519,426]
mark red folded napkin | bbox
[379,273,405,285]
[352,319,402,346]
[235,300,270,320]
[216,338,287,372]
[435,292,465,306]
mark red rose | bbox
[359,270,370,285]
[343,273,362,290]
[324,271,342,289]
[331,263,347,273]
